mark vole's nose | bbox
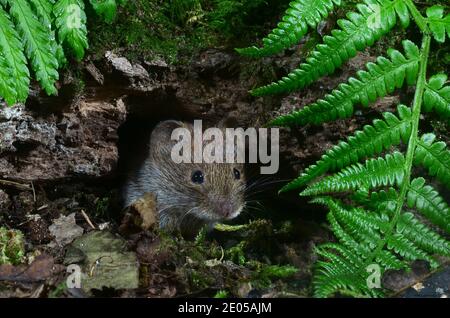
[213,198,234,218]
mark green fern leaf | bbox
[397,212,450,256]
[426,6,450,43]
[387,233,438,267]
[313,197,450,297]
[54,0,88,60]
[0,54,18,105]
[280,105,412,192]
[30,0,67,66]
[322,203,372,257]
[7,0,59,95]
[366,180,450,234]
[329,205,383,249]
[407,177,450,233]
[89,0,118,23]
[29,0,54,26]
[236,0,342,58]
[313,198,447,297]
[301,152,405,196]
[269,41,419,127]
[250,0,407,96]
[0,6,29,103]
[393,0,409,28]
[314,244,382,298]
[423,74,450,120]
[321,199,407,272]
[312,199,396,297]
[364,188,399,214]
[414,133,450,188]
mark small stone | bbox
[105,51,149,79]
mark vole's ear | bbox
[150,120,193,157]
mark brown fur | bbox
[123,120,246,235]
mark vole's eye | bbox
[233,168,240,180]
[191,170,204,184]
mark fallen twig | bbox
[81,209,96,230]
[0,179,32,191]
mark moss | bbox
[136,217,301,297]
[86,0,291,64]
[213,289,228,298]
[95,197,110,218]
[226,241,247,265]
[48,282,68,298]
[0,227,25,265]
[251,264,298,289]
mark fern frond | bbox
[314,243,382,298]
[89,0,118,23]
[315,197,408,272]
[386,233,438,267]
[0,54,17,105]
[426,5,450,43]
[7,0,59,95]
[407,177,450,233]
[250,0,407,96]
[397,212,450,256]
[54,0,88,60]
[313,199,394,297]
[29,0,54,26]
[322,202,372,257]
[236,0,342,58]
[280,105,412,192]
[0,6,29,103]
[414,133,450,188]
[312,198,448,297]
[364,188,399,214]
[30,0,67,66]
[301,152,405,196]
[423,74,450,120]
[270,41,419,126]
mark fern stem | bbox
[403,0,430,33]
[364,34,431,270]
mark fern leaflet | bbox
[301,152,406,196]
[426,5,450,43]
[312,197,448,297]
[407,177,450,233]
[423,74,450,121]
[270,40,419,127]
[0,6,29,103]
[30,0,67,66]
[250,0,408,96]
[236,0,342,58]
[280,105,412,192]
[7,0,59,95]
[54,0,89,61]
[414,133,450,188]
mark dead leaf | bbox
[49,213,84,247]
[119,192,158,234]
[0,254,61,283]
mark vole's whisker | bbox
[157,204,186,215]
[242,200,266,216]
[249,178,290,188]
[245,178,290,193]
[178,207,198,227]
[246,176,273,189]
